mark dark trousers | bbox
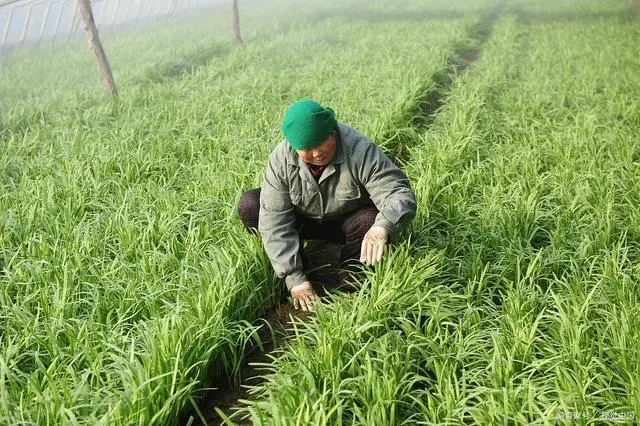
[237,188,378,264]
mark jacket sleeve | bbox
[357,141,417,237]
[258,154,308,290]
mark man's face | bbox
[296,131,337,166]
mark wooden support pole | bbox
[78,0,118,97]
[231,0,243,46]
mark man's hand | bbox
[290,281,318,311]
[360,225,388,266]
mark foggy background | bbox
[2,0,630,108]
[0,0,235,52]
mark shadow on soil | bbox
[137,42,232,85]
[182,302,310,426]
[515,7,640,24]
[180,243,356,426]
[134,8,473,87]
[413,9,498,131]
[384,2,503,165]
[313,9,468,24]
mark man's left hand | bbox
[290,281,318,311]
[360,225,388,266]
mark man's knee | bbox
[238,188,261,234]
[338,206,378,262]
[344,205,379,240]
[360,206,378,230]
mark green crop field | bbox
[1,0,639,424]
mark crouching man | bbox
[238,99,416,311]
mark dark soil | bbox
[411,3,501,131]
[182,243,351,426]
[193,304,309,425]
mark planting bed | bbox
[1,0,638,425]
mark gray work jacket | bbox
[258,123,417,290]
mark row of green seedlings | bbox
[0,0,478,133]
[221,13,518,426]
[228,10,640,424]
[0,16,477,426]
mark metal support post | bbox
[20,3,35,45]
[123,0,134,27]
[51,0,68,43]
[67,0,81,40]
[38,1,54,44]
[1,6,15,53]
[110,0,122,27]
[133,0,144,29]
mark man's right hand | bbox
[360,225,388,266]
[290,281,318,311]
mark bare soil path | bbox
[181,243,347,426]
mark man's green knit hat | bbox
[281,99,337,150]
